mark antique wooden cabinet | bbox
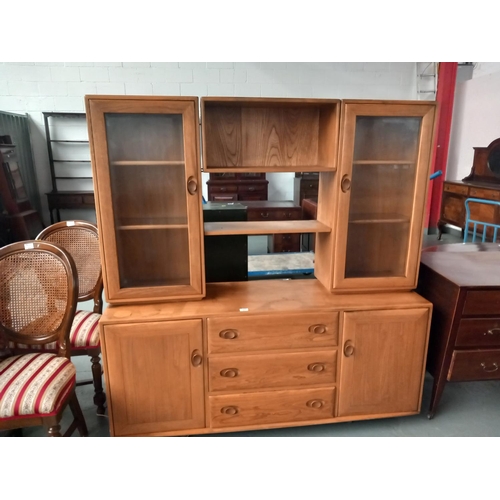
[87,96,437,436]
[438,138,500,239]
[85,96,205,304]
[206,173,268,202]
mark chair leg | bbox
[69,392,88,437]
[47,424,62,437]
[90,354,106,416]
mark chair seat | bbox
[0,353,76,419]
[10,311,101,352]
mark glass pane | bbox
[345,116,422,279]
[104,113,190,288]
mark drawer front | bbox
[210,194,238,202]
[463,290,500,316]
[209,185,238,194]
[456,318,500,347]
[82,194,95,205]
[209,387,335,428]
[444,183,469,195]
[238,185,267,194]
[247,209,301,221]
[51,195,83,206]
[209,350,337,392]
[207,312,339,354]
[469,188,500,200]
[270,233,301,253]
[449,349,500,381]
[441,193,465,224]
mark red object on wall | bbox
[425,62,458,231]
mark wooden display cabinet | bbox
[316,100,437,293]
[87,96,437,437]
[85,96,205,305]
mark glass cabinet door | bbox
[86,97,204,304]
[333,101,436,291]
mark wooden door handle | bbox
[341,175,351,193]
[308,363,325,372]
[221,406,239,415]
[306,399,325,409]
[220,368,239,378]
[219,329,239,340]
[309,324,327,334]
[191,349,203,367]
[187,177,198,195]
[344,340,355,357]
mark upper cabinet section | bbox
[85,96,205,305]
[201,98,341,173]
[330,100,437,293]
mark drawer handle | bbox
[287,212,293,218]
[248,187,255,191]
[187,177,198,195]
[341,175,351,193]
[220,368,239,378]
[260,212,269,218]
[220,187,226,192]
[344,340,355,357]
[306,399,325,409]
[221,406,239,415]
[481,362,499,373]
[309,324,327,334]
[308,363,325,372]
[219,329,239,340]
[486,328,500,335]
[191,350,203,367]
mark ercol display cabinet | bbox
[85,95,437,437]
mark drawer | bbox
[209,350,337,392]
[207,312,339,354]
[210,194,238,202]
[443,183,469,195]
[270,234,301,253]
[51,195,83,206]
[209,387,336,428]
[469,188,500,200]
[456,318,500,347]
[238,185,267,194]
[209,185,238,194]
[82,194,95,204]
[463,290,500,316]
[448,349,500,381]
[247,209,301,221]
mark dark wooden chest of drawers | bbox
[207,173,268,202]
[417,246,500,418]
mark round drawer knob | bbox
[221,406,239,415]
[220,329,239,340]
[306,399,325,409]
[220,368,239,378]
[308,363,325,372]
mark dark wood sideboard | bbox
[438,138,500,239]
[418,245,500,418]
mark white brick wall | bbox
[0,62,419,223]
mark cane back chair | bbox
[0,240,88,436]
[35,220,106,415]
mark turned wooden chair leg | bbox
[90,354,106,415]
[69,392,88,437]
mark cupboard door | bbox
[102,319,205,436]
[86,97,205,304]
[333,101,436,291]
[338,308,430,417]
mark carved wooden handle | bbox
[219,329,239,340]
[308,363,325,372]
[220,368,239,378]
[221,406,239,415]
[191,350,203,367]
[187,177,198,195]
[309,324,327,334]
[306,399,325,409]
[341,175,351,193]
[481,362,499,372]
[344,340,355,357]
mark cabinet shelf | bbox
[349,213,410,224]
[352,160,415,165]
[117,217,188,230]
[56,176,93,180]
[111,161,185,167]
[53,159,91,163]
[204,220,331,236]
[205,165,328,173]
[50,140,89,143]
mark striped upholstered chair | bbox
[0,240,88,436]
[35,221,106,415]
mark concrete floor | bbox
[6,229,500,438]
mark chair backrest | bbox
[36,221,103,314]
[0,240,78,357]
[463,198,500,243]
